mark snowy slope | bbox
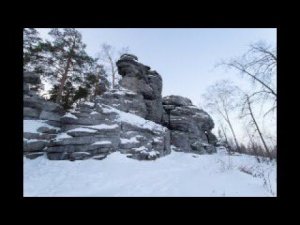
[23,149,276,197]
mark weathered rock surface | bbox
[23,71,64,158]
[44,99,170,160]
[23,55,217,161]
[95,88,147,118]
[116,55,164,123]
[162,95,217,153]
[23,140,48,152]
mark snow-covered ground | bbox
[23,149,276,197]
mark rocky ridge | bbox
[23,54,216,160]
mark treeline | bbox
[202,41,277,161]
[24,28,127,110]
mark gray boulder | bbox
[120,53,138,61]
[39,110,61,121]
[49,135,120,147]
[37,126,58,134]
[47,152,69,160]
[23,140,48,152]
[46,144,109,153]
[24,107,40,119]
[23,132,56,140]
[162,95,192,107]
[24,152,44,159]
[69,152,92,160]
[162,95,217,154]
[116,56,164,123]
[93,154,108,160]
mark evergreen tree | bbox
[23,28,42,71]
[49,81,76,110]
[39,28,93,104]
[84,62,110,100]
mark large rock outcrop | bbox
[23,72,64,159]
[116,55,164,123]
[162,95,217,153]
[46,101,170,160]
[23,54,217,161]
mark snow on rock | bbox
[24,151,277,197]
[62,112,78,119]
[26,139,48,143]
[114,87,137,95]
[67,127,98,133]
[85,124,119,130]
[102,105,167,133]
[90,111,99,115]
[92,141,112,145]
[148,150,160,157]
[24,120,60,133]
[120,136,141,144]
[133,146,148,152]
[54,132,72,140]
[83,102,95,107]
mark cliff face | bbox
[23,54,217,160]
[162,95,217,153]
[23,72,63,159]
[116,54,164,123]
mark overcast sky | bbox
[36,28,276,142]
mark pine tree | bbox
[39,28,93,104]
[84,62,110,100]
[23,28,42,71]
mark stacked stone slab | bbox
[23,72,64,159]
[46,102,121,160]
[116,54,164,123]
[23,54,217,161]
[23,72,64,125]
[96,88,147,118]
[162,95,217,154]
[46,101,170,160]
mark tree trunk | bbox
[220,123,230,153]
[108,56,115,89]
[56,57,71,104]
[247,96,272,159]
[93,76,100,99]
[223,109,240,153]
[246,128,261,163]
[226,119,240,153]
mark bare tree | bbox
[245,126,261,162]
[203,80,241,152]
[221,41,277,116]
[240,94,273,159]
[98,43,129,89]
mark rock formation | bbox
[162,95,217,153]
[23,72,63,159]
[46,101,170,160]
[116,55,164,123]
[23,54,217,161]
